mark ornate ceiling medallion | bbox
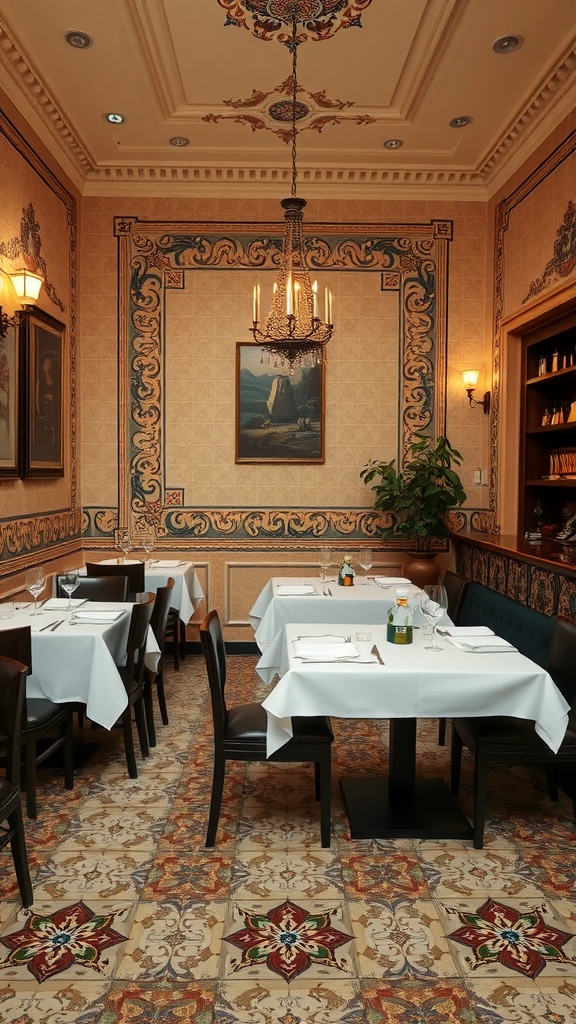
[217,0,373,43]
[203,77,374,143]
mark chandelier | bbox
[250,18,333,370]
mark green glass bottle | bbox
[386,588,413,644]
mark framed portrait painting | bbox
[20,306,65,477]
[236,343,325,463]
[0,322,20,477]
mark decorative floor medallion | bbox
[0,901,126,982]
[447,898,575,978]
[225,898,353,981]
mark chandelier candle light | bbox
[250,17,333,371]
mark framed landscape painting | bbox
[0,323,20,477]
[235,343,325,463]
[20,306,65,477]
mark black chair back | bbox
[0,656,28,785]
[0,625,32,674]
[124,593,155,688]
[547,615,576,703]
[57,575,129,602]
[86,561,145,600]
[200,609,228,742]
[442,571,469,624]
[150,578,175,652]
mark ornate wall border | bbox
[85,216,451,546]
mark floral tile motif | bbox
[0,900,130,982]
[142,852,232,900]
[236,804,326,850]
[231,849,343,900]
[519,846,576,898]
[31,850,152,902]
[115,899,226,980]
[0,977,110,1023]
[348,898,457,979]
[361,978,478,1024]
[223,899,355,982]
[159,802,237,851]
[468,977,576,1024]
[341,852,430,899]
[102,979,216,1022]
[418,845,545,898]
[217,978,365,1023]
[446,898,576,979]
[59,804,166,853]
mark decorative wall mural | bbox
[99,215,451,546]
[524,199,576,302]
[0,202,64,313]
[203,77,375,141]
[218,0,373,43]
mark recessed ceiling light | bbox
[493,34,523,54]
[383,138,403,150]
[104,112,125,124]
[170,136,190,147]
[64,30,93,49]
[450,116,472,128]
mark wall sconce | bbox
[462,369,490,414]
[0,269,44,338]
[9,269,43,304]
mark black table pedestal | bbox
[340,776,473,840]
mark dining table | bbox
[249,575,418,651]
[92,558,204,624]
[0,599,160,731]
[255,621,570,840]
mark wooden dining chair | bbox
[114,593,155,777]
[0,656,34,906]
[0,625,74,818]
[85,561,145,602]
[165,608,186,670]
[144,578,175,746]
[450,613,576,848]
[437,570,470,745]
[199,609,334,848]
[56,574,129,602]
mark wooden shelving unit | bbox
[521,312,576,539]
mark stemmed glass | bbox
[61,568,79,610]
[319,547,332,595]
[419,584,448,651]
[26,566,46,615]
[359,547,373,578]
[115,528,132,563]
[140,528,156,563]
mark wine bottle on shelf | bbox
[551,349,559,372]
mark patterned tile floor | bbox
[1,653,576,1022]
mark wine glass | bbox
[319,547,331,594]
[115,528,132,563]
[419,584,448,651]
[140,528,156,563]
[359,547,373,578]
[61,568,79,610]
[26,566,46,615]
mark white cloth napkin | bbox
[71,610,124,623]
[277,584,316,595]
[99,558,140,565]
[438,626,495,637]
[293,639,362,660]
[372,577,411,587]
[150,560,185,568]
[43,598,86,610]
[447,635,517,653]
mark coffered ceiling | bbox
[0,0,575,199]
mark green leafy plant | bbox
[360,433,466,546]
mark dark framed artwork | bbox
[0,323,20,477]
[20,306,65,477]
[236,343,325,463]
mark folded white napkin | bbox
[438,626,495,637]
[277,584,316,595]
[99,558,140,565]
[43,598,86,610]
[71,610,124,623]
[372,576,411,587]
[293,639,361,660]
[447,636,517,653]
[150,560,185,568]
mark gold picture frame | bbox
[20,306,65,477]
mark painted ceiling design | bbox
[203,76,375,142]
[217,0,373,44]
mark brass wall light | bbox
[0,269,44,338]
[462,369,490,414]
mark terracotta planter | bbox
[403,551,440,588]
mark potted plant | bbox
[360,433,466,585]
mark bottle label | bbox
[386,623,413,644]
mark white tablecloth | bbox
[145,561,204,623]
[0,602,160,730]
[257,622,570,757]
[249,577,422,651]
